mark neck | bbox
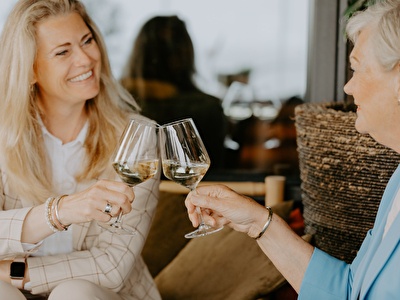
[40,105,88,144]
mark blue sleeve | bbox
[298,248,352,300]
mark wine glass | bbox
[99,119,159,235]
[160,118,223,238]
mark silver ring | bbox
[104,202,112,214]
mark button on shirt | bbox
[26,120,89,257]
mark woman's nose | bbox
[343,80,352,96]
[74,47,91,66]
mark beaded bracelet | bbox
[45,197,58,233]
[51,195,70,231]
[254,206,273,240]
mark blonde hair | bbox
[0,0,139,204]
[346,0,400,71]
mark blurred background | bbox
[0,0,309,103]
[0,0,311,181]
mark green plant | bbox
[344,0,378,19]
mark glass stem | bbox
[114,211,123,225]
[192,187,207,229]
[196,206,207,228]
[112,184,134,227]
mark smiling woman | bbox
[0,0,160,299]
[34,12,102,121]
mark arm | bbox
[185,184,314,293]
[0,176,147,292]
[21,179,135,244]
[27,175,159,294]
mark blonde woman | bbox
[0,0,160,299]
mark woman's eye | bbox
[84,37,93,45]
[56,50,68,56]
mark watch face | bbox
[10,261,26,278]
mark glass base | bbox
[184,224,224,239]
[98,221,136,236]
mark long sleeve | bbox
[299,164,400,300]
[0,169,37,258]
[26,175,160,296]
[298,248,352,299]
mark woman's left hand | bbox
[57,179,135,225]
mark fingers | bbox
[59,180,135,224]
[101,201,120,217]
[185,189,227,228]
[92,180,134,214]
[185,184,256,229]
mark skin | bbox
[0,13,133,286]
[185,27,400,293]
[344,27,400,153]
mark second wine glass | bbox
[160,118,223,238]
[99,118,159,235]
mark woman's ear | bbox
[30,74,37,92]
[30,74,37,86]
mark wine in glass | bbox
[160,118,223,238]
[100,119,159,235]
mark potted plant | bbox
[344,0,377,19]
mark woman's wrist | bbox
[45,195,71,232]
[248,206,273,239]
[55,195,71,228]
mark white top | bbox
[383,187,400,238]
[23,120,89,256]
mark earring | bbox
[30,83,36,94]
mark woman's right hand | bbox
[185,184,270,238]
[57,179,135,225]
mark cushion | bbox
[142,191,195,277]
[155,201,309,300]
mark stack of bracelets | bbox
[44,195,70,232]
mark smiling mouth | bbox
[69,70,93,83]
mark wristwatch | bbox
[10,257,26,289]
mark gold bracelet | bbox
[254,206,273,240]
[52,195,70,231]
[45,197,58,233]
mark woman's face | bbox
[344,27,400,145]
[34,12,101,109]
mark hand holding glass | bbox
[99,119,159,235]
[160,118,223,238]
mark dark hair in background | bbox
[123,15,197,92]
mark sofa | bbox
[142,190,309,300]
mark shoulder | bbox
[175,91,222,109]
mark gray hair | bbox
[346,0,400,70]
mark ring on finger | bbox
[104,202,113,214]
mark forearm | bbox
[253,208,314,292]
[21,203,54,244]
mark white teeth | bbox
[70,70,92,82]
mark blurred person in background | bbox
[121,15,227,169]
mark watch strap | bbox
[10,257,26,289]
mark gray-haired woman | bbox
[185,1,400,299]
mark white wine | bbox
[113,159,158,186]
[162,160,209,190]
